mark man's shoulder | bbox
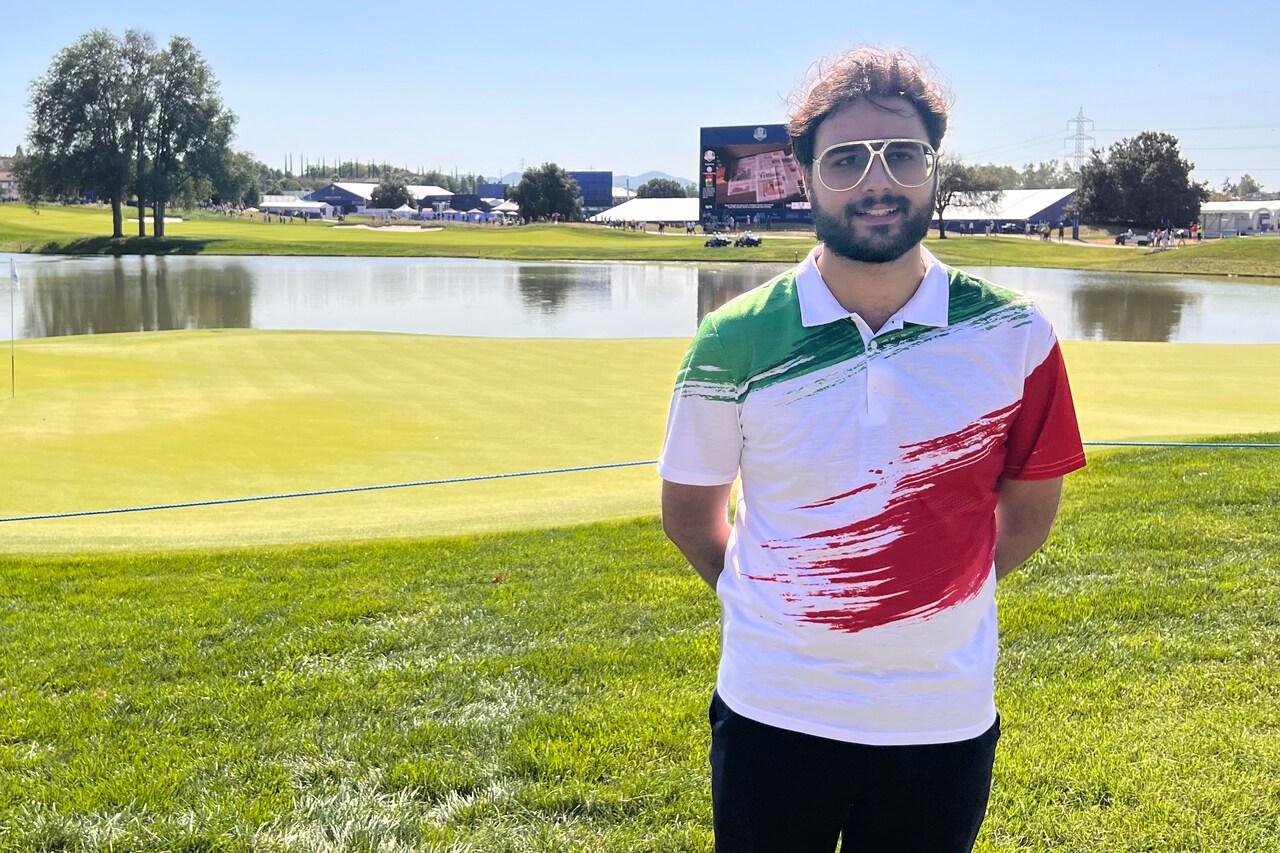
[942,265,1047,331]
[703,266,801,335]
[689,265,824,388]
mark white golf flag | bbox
[8,257,17,290]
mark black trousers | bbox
[709,692,1000,853]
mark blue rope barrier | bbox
[0,460,656,524]
[1,441,1276,524]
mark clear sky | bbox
[3,1,1277,190]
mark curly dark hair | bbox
[787,47,952,168]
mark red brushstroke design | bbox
[754,403,1020,633]
[797,482,876,509]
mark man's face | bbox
[805,97,936,264]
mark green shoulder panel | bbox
[692,270,866,401]
[945,266,1036,327]
[675,263,1037,403]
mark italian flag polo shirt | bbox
[659,246,1086,745]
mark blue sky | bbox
[3,1,1277,189]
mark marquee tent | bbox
[934,188,1077,228]
[1199,201,1280,237]
[588,197,699,223]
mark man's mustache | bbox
[845,195,913,216]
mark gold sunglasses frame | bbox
[812,138,938,192]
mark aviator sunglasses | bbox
[812,138,938,192]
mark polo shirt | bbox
[658,246,1086,746]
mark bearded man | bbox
[659,46,1087,853]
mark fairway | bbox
[5,204,1280,276]
[3,330,1278,554]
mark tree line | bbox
[15,30,1214,235]
[15,29,235,238]
[933,134,1211,235]
[12,29,512,237]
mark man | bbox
[658,47,1086,852]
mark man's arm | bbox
[661,480,734,591]
[993,476,1064,581]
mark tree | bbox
[933,160,1003,238]
[636,178,686,198]
[1020,160,1077,189]
[121,29,156,236]
[510,163,582,221]
[1076,132,1209,227]
[1237,174,1263,197]
[145,35,236,237]
[974,163,1021,190]
[18,29,236,239]
[19,29,133,237]
[370,178,413,209]
[208,150,261,206]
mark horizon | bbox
[2,2,1276,193]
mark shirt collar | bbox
[796,244,951,330]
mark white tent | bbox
[589,197,699,223]
[257,199,333,218]
[1199,201,1280,237]
[936,188,1077,224]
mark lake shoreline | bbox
[4,205,1280,279]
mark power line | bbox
[1095,123,1280,132]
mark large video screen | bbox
[699,124,811,224]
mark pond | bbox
[8,255,1280,344]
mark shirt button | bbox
[871,384,880,392]
[868,340,879,350]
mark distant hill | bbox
[499,170,693,188]
[614,171,694,189]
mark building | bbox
[0,155,17,202]
[1199,201,1280,237]
[304,181,454,214]
[568,171,614,215]
[304,182,378,214]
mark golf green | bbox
[3,331,1277,554]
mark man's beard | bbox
[813,193,933,264]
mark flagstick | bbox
[8,273,12,398]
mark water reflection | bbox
[1072,284,1196,342]
[24,257,254,338]
[8,256,1280,344]
[516,265,609,315]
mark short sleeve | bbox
[1002,339,1087,480]
[657,315,743,486]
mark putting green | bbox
[2,330,1277,554]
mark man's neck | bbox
[815,243,927,334]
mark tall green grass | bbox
[1,435,1277,850]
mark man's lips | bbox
[849,205,903,223]
[853,207,899,218]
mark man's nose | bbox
[861,153,894,192]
